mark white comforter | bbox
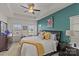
[21,36,58,56]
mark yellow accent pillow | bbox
[43,32,51,40]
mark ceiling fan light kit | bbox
[28,3,34,13]
[21,3,40,14]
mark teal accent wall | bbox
[37,4,79,43]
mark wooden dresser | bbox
[0,36,8,51]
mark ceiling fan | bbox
[21,3,40,14]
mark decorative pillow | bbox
[51,34,56,40]
[38,32,45,40]
[43,32,51,40]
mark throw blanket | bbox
[19,40,44,56]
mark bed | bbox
[19,31,61,56]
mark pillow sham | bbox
[43,32,51,40]
[51,34,56,40]
[38,31,57,40]
[38,32,45,40]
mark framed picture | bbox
[47,17,54,28]
[23,26,28,30]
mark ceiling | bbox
[0,3,72,20]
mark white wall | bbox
[7,17,37,35]
[0,14,7,23]
[7,17,37,42]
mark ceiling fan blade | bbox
[34,9,40,11]
[20,5,28,9]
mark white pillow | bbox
[38,33,43,40]
[51,34,56,40]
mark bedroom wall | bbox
[37,4,79,43]
[7,17,37,33]
[0,14,7,23]
[7,18,37,42]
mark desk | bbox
[0,36,8,51]
[71,45,79,49]
[59,46,79,56]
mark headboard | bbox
[42,30,61,42]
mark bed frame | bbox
[42,30,62,56]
